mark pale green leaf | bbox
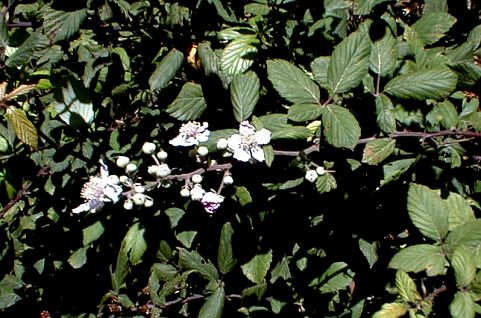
[287,103,323,122]
[370,29,397,76]
[197,287,225,318]
[313,262,354,293]
[123,223,147,265]
[358,238,378,268]
[351,300,365,318]
[164,207,185,228]
[0,287,21,310]
[354,0,392,15]
[5,106,38,150]
[231,71,259,122]
[446,220,481,264]
[218,222,237,275]
[179,248,219,282]
[6,33,50,67]
[241,282,267,300]
[372,302,408,318]
[149,49,184,91]
[327,30,371,94]
[82,221,105,246]
[450,291,475,318]
[217,26,256,42]
[446,192,475,231]
[267,59,320,104]
[395,270,420,303]
[362,138,395,165]
[52,77,94,127]
[320,104,361,149]
[270,257,291,284]
[264,145,275,167]
[42,7,87,43]
[256,114,290,131]
[381,158,416,186]
[375,94,396,133]
[270,297,287,314]
[234,186,252,206]
[241,251,273,284]
[389,244,446,276]
[311,56,330,89]
[423,0,448,14]
[176,231,197,248]
[221,36,258,76]
[68,246,88,269]
[316,173,337,194]
[426,100,459,130]
[451,247,476,288]
[407,183,449,241]
[271,126,311,140]
[166,83,207,121]
[412,12,456,46]
[384,67,457,100]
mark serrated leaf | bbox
[358,238,378,268]
[179,248,219,282]
[0,287,21,310]
[231,71,259,122]
[407,183,449,241]
[311,56,330,89]
[271,126,311,140]
[381,158,416,186]
[327,30,371,94]
[42,7,87,43]
[270,257,291,284]
[354,0,392,15]
[176,231,197,248]
[3,84,36,102]
[375,94,397,133]
[372,302,408,318]
[112,47,130,71]
[389,244,446,276]
[288,103,323,122]
[149,49,184,91]
[267,59,320,104]
[242,282,268,301]
[5,106,38,150]
[68,246,88,269]
[6,32,50,67]
[316,173,337,194]
[123,223,147,265]
[320,105,361,149]
[446,220,481,264]
[221,36,258,76]
[395,270,421,303]
[318,262,354,293]
[446,192,475,231]
[384,67,457,100]
[412,12,456,46]
[426,100,459,130]
[197,287,225,318]
[241,251,273,284]
[166,83,207,120]
[450,291,475,318]
[164,207,185,228]
[362,139,395,165]
[82,221,105,246]
[52,77,94,127]
[451,247,476,288]
[218,222,237,275]
[370,29,397,76]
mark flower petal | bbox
[239,121,256,136]
[251,147,265,162]
[255,129,271,145]
[72,202,91,214]
[227,134,242,150]
[233,149,251,162]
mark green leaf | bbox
[316,173,337,194]
[311,56,330,89]
[0,287,21,310]
[358,238,378,268]
[370,29,397,76]
[426,100,459,130]
[221,36,258,76]
[412,12,457,46]
[166,83,207,120]
[317,262,355,293]
[123,223,147,265]
[0,13,8,48]
[450,291,475,318]
[82,221,105,246]
[407,183,449,241]
[197,287,225,318]
[231,71,259,122]
[446,220,481,264]
[267,59,320,104]
[218,222,237,275]
[320,105,361,149]
[164,207,185,228]
[270,257,291,284]
[6,33,50,67]
[176,231,197,248]
[395,270,420,303]
[389,244,446,276]
[270,297,287,314]
[423,0,448,14]
[5,106,38,150]
[288,103,323,122]
[242,282,268,301]
[451,247,476,288]
[179,248,219,282]
[68,246,88,269]
[381,158,416,186]
[375,94,397,133]
[446,192,475,231]
[234,186,252,206]
[241,251,273,284]
[372,302,408,318]
[263,145,275,167]
[354,0,392,15]
[327,30,371,94]
[384,67,457,100]
[271,126,311,140]
[112,47,130,71]
[149,49,184,91]
[42,7,87,43]
[362,138,395,165]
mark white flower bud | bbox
[148,165,160,175]
[191,174,203,184]
[197,146,209,156]
[180,187,191,197]
[123,199,134,210]
[216,138,228,150]
[134,184,145,193]
[316,166,326,175]
[119,175,129,185]
[156,150,168,160]
[305,170,318,183]
[142,142,156,155]
[132,193,146,206]
[116,156,130,168]
[125,163,137,173]
[108,175,120,185]
[190,184,205,201]
[144,196,154,207]
[223,175,234,185]
[156,164,171,178]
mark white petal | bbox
[196,130,210,142]
[169,135,194,147]
[233,149,251,162]
[227,134,241,150]
[99,159,109,178]
[72,202,90,214]
[255,129,271,145]
[239,121,255,136]
[251,147,265,162]
[103,185,122,202]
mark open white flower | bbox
[227,121,271,162]
[201,191,224,213]
[169,121,210,147]
[72,160,123,214]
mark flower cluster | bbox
[226,121,271,163]
[169,121,210,147]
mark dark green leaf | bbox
[166,83,207,120]
[52,77,94,127]
[446,192,475,231]
[197,287,225,318]
[218,222,237,275]
[270,257,291,284]
[362,138,395,165]
[426,100,459,130]
[412,12,456,45]
[370,29,397,76]
[320,105,361,149]
[316,173,337,194]
[451,247,476,288]
[179,248,219,282]
[149,49,184,91]
[354,0,392,15]
[231,71,259,122]
[0,287,21,310]
[375,94,397,133]
[381,158,416,186]
[176,231,197,248]
[389,244,446,276]
[234,186,252,206]
[288,103,323,122]
[42,7,87,43]
[311,56,330,89]
[446,220,481,264]
[164,207,185,228]
[123,223,147,265]
[316,262,354,293]
[271,126,311,140]
[358,238,378,268]
[0,13,8,48]
[241,251,273,284]
[6,33,49,67]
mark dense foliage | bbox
[0,0,481,317]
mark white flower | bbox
[72,160,123,214]
[305,170,318,183]
[156,164,171,178]
[142,142,156,155]
[201,191,224,213]
[169,121,210,147]
[227,121,271,162]
[190,184,205,201]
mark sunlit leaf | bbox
[221,36,258,76]
[241,251,273,284]
[412,12,456,45]
[82,221,105,246]
[450,291,475,318]
[395,270,420,303]
[42,7,88,43]
[372,302,408,318]
[166,83,207,120]
[362,138,395,165]
[231,71,259,122]
[123,223,147,266]
[288,103,323,122]
[320,104,361,149]
[68,247,88,269]
[197,287,225,318]
[149,49,184,91]
[5,106,38,150]
[389,244,446,276]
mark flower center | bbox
[80,177,108,200]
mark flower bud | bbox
[156,150,168,160]
[223,175,234,185]
[180,187,191,197]
[156,164,171,178]
[134,184,145,193]
[197,146,209,156]
[116,156,130,168]
[144,196,154,207]
[316,166,326,176]
[190,184,205,201]
[142,142,156,155]
[148,165,159,175]
[123,199,134,210]
[125,163,137,173]
[119,175,129,185]
[108,175,120,185]
[191,174,203,184]
[132,193,146,206]
[216,138,228,150]
[305,170,318,183]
